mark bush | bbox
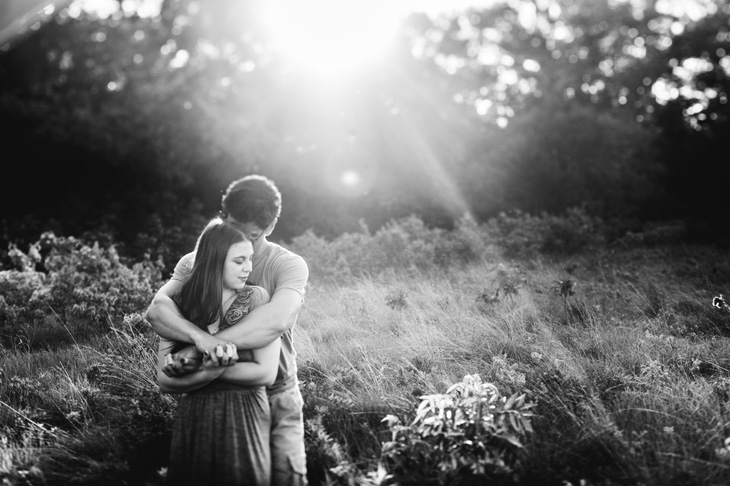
[0,232,164,349]
[380,374,535,486]
[484,208,605,259]
[291,215,489,282]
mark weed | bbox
[385,291,408,311]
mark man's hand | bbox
[193,332,233,356]
[163,345,203,377]
[202,342,238,369]
[194,332,239,368]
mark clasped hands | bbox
[163,336,239,377]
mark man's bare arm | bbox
[146,279,228,353]
[214,288,302,349]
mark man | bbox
[146,175,309,485]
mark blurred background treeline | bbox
[1,0,730,271]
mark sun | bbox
[261,0,406,78]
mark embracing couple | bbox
[146,175,309,486]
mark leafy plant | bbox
[0,233,164,349]
[385,291,408,311]
[380,374,535,485]
[291,215,489,283]
[485,208,604,259]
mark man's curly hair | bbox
[221,175,282,229]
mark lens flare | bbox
[341,170,361,187]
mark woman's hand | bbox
[162,345,203,377]
[163,340,239,376]
[157,339,226,393]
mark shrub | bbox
[291,215,489,282]
[40,233,163,323]
[434,215,491,266]
[485,208,604,259]
[292,210,607,282]
[0,270,47,330]
[0,233,164,348]
[288,226,368,281]
[614,220,687,247]
[380,374,535,485]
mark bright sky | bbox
[69,0,495,73]
[69,0,496,17]
[258,0,493,77]
[0,0,461,49]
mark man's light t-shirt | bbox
[171,241,308,394]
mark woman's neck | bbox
[222,288,237,305]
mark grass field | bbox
[2,228,730,485]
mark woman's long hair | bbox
[176,218,248,330]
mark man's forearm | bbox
[214,305,293,350]
[147,296,206,344]
[215,324,282,350]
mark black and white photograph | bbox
[2,0,730,485]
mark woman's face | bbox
[222,240,254,291]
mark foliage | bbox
[290,215,491,282]
[0,313,174,486]
[408,0,730,132]
[380,374,535,485]
[3,227,730,484]
[461,103,664,222]
[484,207,604,259]
[2,0,730,254]
[0,232,164,349]
[406,0,730,225]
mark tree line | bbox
[1,0,729,269]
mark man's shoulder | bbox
[171,251,196,281]
[260,242,308,286]
[265,242,306,266]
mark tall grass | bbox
[2,214,730,485]
[0,316,175,485]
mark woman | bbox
[156,218,280,486]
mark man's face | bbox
[226,216,267,252]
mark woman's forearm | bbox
[158,367,224,394]
[218,362,276,387]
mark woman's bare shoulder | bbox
[221,286,271,328]
[246,285,271,307]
